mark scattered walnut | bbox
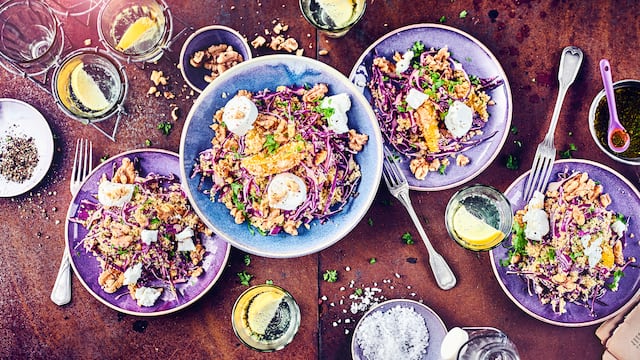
[279,37,299,53]
[251,35,267,48]
[295,49,304,56]
[83,38,92,46]
[455,154,470,166]
[147,86,157,95]
[319,49,329,56]
[150,70,168,86]
[189,43,244,84]
[171,107,180,121]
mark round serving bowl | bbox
[589,79,640,165]
[179,54,383,258]
[179,25,252,93]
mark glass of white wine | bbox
[299,0,367,38]
[52,48,128,124]
[97,0,173,63]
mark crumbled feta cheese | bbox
[611,220,627,238]
[134,287,162,307]
[222,96,258,136]
[406,88,429,109]
[177,237,196,252]
[123,263,143,286]
[523,208,550,241]
[140,229,158,245]
[444,101,473,138]
[581,235,603,268]
[320,93,352,134]
[395,50,414,74]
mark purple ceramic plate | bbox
[351,299,447,360]
[65,149,230,316]
[490,159,640,327]
[349,24,512,191]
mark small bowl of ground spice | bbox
[179,25,252,93]
[589,79,640,165]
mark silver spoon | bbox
[599,59,630,153]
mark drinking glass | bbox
[97,0,173,63]
[445,184,513,251]
[299,0,366,38]
[457,327,520,360]
[0,0,65,76]
[52,48,128,124]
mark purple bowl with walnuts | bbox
[179,25,252,93]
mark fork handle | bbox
[399,194,457,290]
[50,248,71,306]
[545,46,583,140]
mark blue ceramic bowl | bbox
[179,55,383,258]
[179,25,252,93]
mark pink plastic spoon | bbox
[600,59,630,153]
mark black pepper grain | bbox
[0,136,39,183]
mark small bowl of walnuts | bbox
[179,25,252,93]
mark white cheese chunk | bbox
[267,172,307,211]
[581,235,603,268]
[134,287,162,307]
[523,209,549,241]
[395,50,414,74]
[97,181,135,207]
[611,220,627,238]
[444,101,473,138]
[140,229,158,245]
[176,227,195,241]
[406,88,429,110]
[328,112,349,134]
[176,227,196,252]
[321,93,351,113]
[123,263,143,286]
[222,96,258,136]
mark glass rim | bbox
[51,47,129,123]
[96,0,174,63]
[0,0,63,66]
[298,0,367,33]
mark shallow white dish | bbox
[0,98,54,197]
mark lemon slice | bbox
[116,16,158,52]
[317,0,356,27]
[70,63,111,112]
[452,205,504,248]
[247,291,283,335]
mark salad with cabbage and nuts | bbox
[71,157,211,307]
[501,171,636,315]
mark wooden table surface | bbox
[1,1,639,359]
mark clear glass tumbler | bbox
[97,0,173,63]
[299,0,366,38]
[457,327,520,360]
[0,0,65,75]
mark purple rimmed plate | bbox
[65,149,230,316]
[349,23,512,191]
[489,159,640,327]
[351,299,447,360]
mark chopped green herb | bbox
[616,213,628,224]
[265,279,273,285]
[607,269,624,290]
[237,271,253,286]
[369,257,377,264]
[144,139,152,147]
[323,269,338,283]
[459,10,468,18]
[100,154,110,163]
[560,143,578,159]
[438,163,446,175]
[230,182,245,211]
[505,154,519,170]
[510,125,518,135]
[353,288,363,296]
[402,232,414,245]
[368,218,374,226]
[547,248,556,261]
[316,104,335,119]
[411,41,426,57]
[157,121,173,135]
[243,254,251,266]
[439,15,447,23]
[263,134,279,154]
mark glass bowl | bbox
[445,184,513,251]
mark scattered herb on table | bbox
[459,10,468,18]
[265,279,273,285]
[243,254,251,266]
[439,15,447,23]
[354,288,363,296]
[560,143,577,159]
[402,232,414,245]
[369,257,377,264]
[144,139,152,147]
[323,269,338,283]
[158,121,173,135]
[505,154,519,170]
[237,270,253,286]
[100,154,110,163]
[368,218,374,226]
[510,125,518,135]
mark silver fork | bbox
[382,147,456,290]
[522,46,583,201]
[50,139,93,306]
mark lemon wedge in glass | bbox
[452,205,504,249]
[70,63,111,112]
[317,0,356,27]
[247,291,284,335]
[116,16,158,52]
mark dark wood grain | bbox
[1,1,639,359]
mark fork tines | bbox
[71,138,93,185]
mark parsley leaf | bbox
[369,257,377,264]
[157,121,173,135]
[607,270,624,290]
[459,10,468,18]
[323,269,338,283]
[243,254,251,266]
[237,271,253,286]
[505,154,519,170]
[560,143,578,159]
[402,232,414,245]
[263,134,279,154]
[353,288,363,296]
